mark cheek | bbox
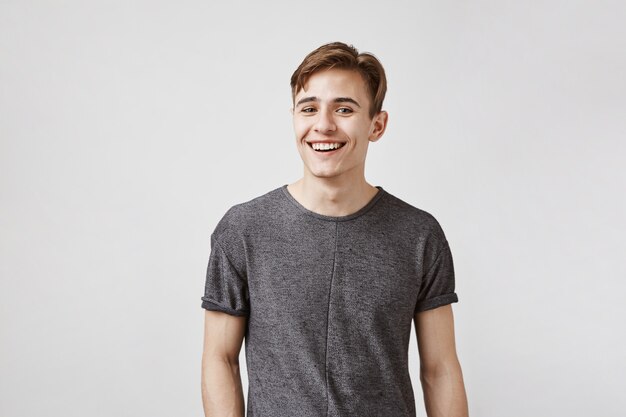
[293,120,311,139]
[294,127,306,140]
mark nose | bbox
[314,108,336,133]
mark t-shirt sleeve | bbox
[201,234,250,317]
[414,234,458,314]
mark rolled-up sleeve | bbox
[201,234,250,317]
[414,238,458,314]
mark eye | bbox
[300,107,317,113]
[336,107,353,114]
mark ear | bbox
[290,107,294,115]
[369,110,388,142]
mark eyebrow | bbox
[295,96,361,108]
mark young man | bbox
[201,42,469,417]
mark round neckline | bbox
[280,184,386,222]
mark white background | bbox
[1,1,625,416]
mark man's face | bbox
[292,68,387,182]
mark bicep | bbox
[414,304,459,372]
[202,310,247,364]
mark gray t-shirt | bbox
[201,184,458,417]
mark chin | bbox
[306,167,340,179]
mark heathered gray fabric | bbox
[201,184,458,417]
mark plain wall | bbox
[1,1,625,416]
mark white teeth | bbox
[311,142,343,151]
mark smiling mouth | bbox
[308,142,347,153]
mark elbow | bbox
[202,353,240,370]
[420,356,462,382]
[224,354,240,367]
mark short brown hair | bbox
[290,42,387,119]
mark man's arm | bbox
[201,310,247,417]
[414,304,468,417]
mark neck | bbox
[287,175,379,217]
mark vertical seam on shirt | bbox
[324,221,339,417]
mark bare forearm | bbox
[420,360,468,417]
[201,358,245,417]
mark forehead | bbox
[295,68,369,102]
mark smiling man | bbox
[201,42,469,417]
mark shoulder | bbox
[380,188,447,241]
[211,185,283,244]
[380,188,453,276]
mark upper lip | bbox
[306,140,346,144]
